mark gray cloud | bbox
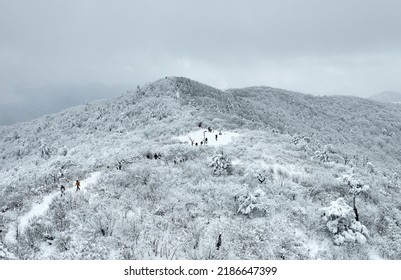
[1,0,401,124]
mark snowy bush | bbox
[321,198,369,245]
[54,232,72,252]
[366,162,375,173]
[59,146,68,156]
[236,188,267,217]
[340,174,370,197]
[18,216,55,256]
[88,207,118,237]
[313,144,336,163]
[209,153,233,176]
[0,243,15,260]
[40,139,51,159]
[291,135,310,151]
[48,198,70,231]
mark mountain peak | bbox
[138,76,224,99]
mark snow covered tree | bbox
[209,153,233,176]
[366,162,375,174]
[0,243,16,260]
[40,139,51,159]
[340,174,370,222]
[313,144,335,163]
[236,188,267,217]
[389,172,400,189]
[321,198,369,245]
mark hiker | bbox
[200,141,203,145]
[75,180,80,191]
[195,142,198,146]
[205,137,208,144]
[215,134,218,141]
[60,185,65,196]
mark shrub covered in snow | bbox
[321,198,369,245]
[209,153,233,176]
[340,174,370,197]
[236,188,267,217]
[313,144,335,163]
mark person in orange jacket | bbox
[75,180,80,191]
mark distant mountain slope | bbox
[369,91,401,104]
[0,83,131,126]
[1,77,400,260]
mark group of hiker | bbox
[189,132,221,146]
[189,127,222,147]
[59,180,81,196]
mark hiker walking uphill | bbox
[75,180,80,191]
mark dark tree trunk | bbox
[216,233,222,250]
[353,196,359,222]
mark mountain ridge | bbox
[369,90,401,104]
[1,76,401,260]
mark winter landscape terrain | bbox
[1,76,401,260]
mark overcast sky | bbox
[1,0,401,124]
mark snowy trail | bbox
[4,172,101,244]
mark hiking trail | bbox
[4,172,101,245]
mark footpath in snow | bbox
[175,129,240,146]
[4,172,101,245]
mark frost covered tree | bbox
[366,162,375,174]
[40,139,51,159]
[340,174,370,222]
[321,198,369,245]
[209,153,232,176]
[313,144,335,163]
[389,171,400,189]
[236,188,267,217]
[0,243,15,260]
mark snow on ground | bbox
[175,129,240,146]
[39,241,57,259]
[368,249,383,260]
[18,192,59,232]
[4,226,17,245]
[4,172,101,245]
[231,159,242,166]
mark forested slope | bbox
[1,77,400,260]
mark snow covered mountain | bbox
[369,91,401,104]
[1,77,401,260]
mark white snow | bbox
[231,159,242,165]
[4,226,17,244]
[368,249,383,260]
[175,129,240,146]
[19,192,59,232]
[4,172,101,245]
[39,241,57,259]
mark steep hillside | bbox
[1,77,401,260]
